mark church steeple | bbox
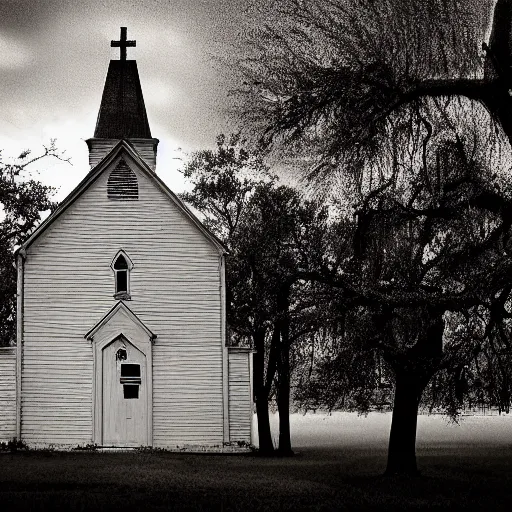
[87,27,159,170]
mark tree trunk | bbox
[277,340,292,455]
[483,0,512,147]
[385,372,424,476]
[277,285,293,456]
[384,308,444,476]
[255,394,274,454]
[252,327,274,455]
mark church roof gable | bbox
[20,140,227,255]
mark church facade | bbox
[0,29,253,449]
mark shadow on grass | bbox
[2,447,512,510]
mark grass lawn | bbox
[2,413,512,511]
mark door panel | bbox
[102,337,147,446]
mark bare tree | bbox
[229,0,512,475]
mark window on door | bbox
[121,364,141,380]
[123,385,139,399]
[121,363,141,399]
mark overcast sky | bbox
[0,0,252,200]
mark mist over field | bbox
[253,412,512,449]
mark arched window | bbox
[111,251,133,299]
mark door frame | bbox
[87,302,155,446]
[99,335,149,447]
[92,331,153,446]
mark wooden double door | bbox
[102,337,148,446]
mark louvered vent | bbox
[107,160,138,200]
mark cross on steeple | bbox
[111,27,136,61]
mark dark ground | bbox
[2,444,512,511]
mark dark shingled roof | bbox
[94,60,152,139]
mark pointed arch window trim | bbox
[110,250,134,300]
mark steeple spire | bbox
[87,27,159,170]
[93,59,152,139]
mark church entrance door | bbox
[102,336,148,446]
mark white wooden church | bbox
[0,28,253,449]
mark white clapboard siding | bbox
[0,347,16,442]
[22,151,224,447]
[88,139,157,170]
[228,350,252,443]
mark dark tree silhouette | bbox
[231,0,512,475]
[0,142,66,346]
[181,134,346,455]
